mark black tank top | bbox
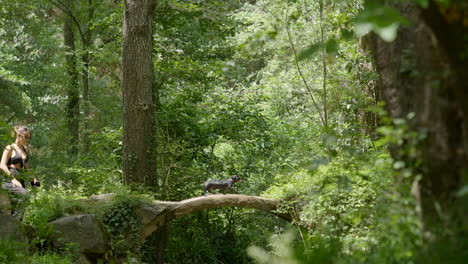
[7,145,29,169]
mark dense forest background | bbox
[0,0,467,263]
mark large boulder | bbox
[49,214,110,260]
[0,191,11,214]
[0,214,28,243]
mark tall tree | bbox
[63,0,80,155]
[367,1,468,230]
[121,0,157,186]
[80,0,94,153]
[49,0,103,153]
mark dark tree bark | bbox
[143,225,167,264]
[367,1,468,229]
[121,0,157,186]
[122,2,159,261]
[64,0,80,155]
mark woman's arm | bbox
[24,145,29,171]
[0,146,12,176]
[1,146,23,187]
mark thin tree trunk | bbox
[153,77,163,193]
[81,0,93,153]
[122,0,157,186]
[64,0,80,155]
[319,0,328,128]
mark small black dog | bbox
[202,175,242,195]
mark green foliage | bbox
[101,195,140,239]
[29,127,123,197]
[0,240,27,264]
[0,240,72,264]
[0,79,30,122]
[26,253,73,264]
[23,188,82,252]
[297,43,322,60]
[264,149,392,255]
[355,0,409,42]
[23,189,67,224]
[2,0,464,263]
[0,121,13,148]
[165,208,287,264]
[248,229,343,264]
[247,230,298,264]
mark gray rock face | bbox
[49,214,110,256]
[0,214,28,243]
[88,193,116,202]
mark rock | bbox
[0,214,28,243]
[74,254,93,264]
[88,193,116,202]
[49,214,110,257]
[0,191,11,214]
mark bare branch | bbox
[284,6,326,127]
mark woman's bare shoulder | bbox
[3,145,12,155]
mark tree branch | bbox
[284,6,326,127]
[48,0,85,41]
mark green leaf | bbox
[297,43,321,61]
[355,22,373,37]
[456,185,468,197]
[415,0,429,8]
[436,0,451,8]
[340,29,354,40]
[325,38,339,56]
[355,5,409,42]
[375,23,400,42]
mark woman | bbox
[0,125,36,217]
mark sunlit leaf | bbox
[356,22,373,37]
[375,23,400,42]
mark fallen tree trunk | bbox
[135,194,294,241]
[167,194,292,219]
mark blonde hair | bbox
[14,125,31,137]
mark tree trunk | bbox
[143,225,168,264]
[81,0,93,153]
[367,1,468,229]
[121,0,157,186]
[64,0,80,155]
